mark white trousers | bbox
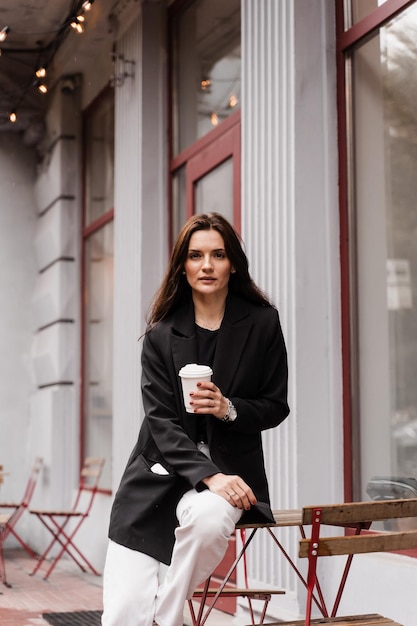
[102,488,243,626]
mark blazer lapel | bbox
[170,301,198,376]
[212,294,253,396]
[170,295,253,395]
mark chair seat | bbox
[30,509,84,517]
[249,614,401,626]
[193,587,285,599]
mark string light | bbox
[200,78,211,92]
[35,66,47,78]
[36,81,48,94]
[0,26,10,42]
[210,112,219,126]
[228,94,238,108]
[70,18,85,33]
[1,0,96,124]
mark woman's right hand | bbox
[201,472,257,511]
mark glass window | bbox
[194,157,234,222]
[84,94,114,225]
[171,0,241,156]
[83,222,114,490]
[348,0,389,27]
[82,88,114,490]
[351,5,417,502]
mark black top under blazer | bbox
[108,293,290,564]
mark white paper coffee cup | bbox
[178,363,213,413]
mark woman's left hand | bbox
[189,381,229,420]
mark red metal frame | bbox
[0,457,43,587]
[80,87,114,490]
[304,509,371,626]
[167,0,242,251]
[30,457,104,580]
[337,0,415,51]
[185,119,241,228]
[188,520,329,626]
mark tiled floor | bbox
[0,549,235,626]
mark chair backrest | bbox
[72,457,105,516]
[1,457,43,537]
[299,498,417,558]
[0,465,5,486]
[21,457,44,508]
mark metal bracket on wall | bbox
[110,53,135,87]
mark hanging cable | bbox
[1,0,96,123]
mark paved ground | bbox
[0,549,103,625]
[0,549,234,626]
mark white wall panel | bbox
[241,2,298,617]
[32,261,76,328]
[32,324,76,386]
[241,0,340,620]
[34,138,78,212]
[112,3,167,489]
[33,199,76,270]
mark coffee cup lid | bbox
[179,363,213,378]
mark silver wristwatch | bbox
[222,399,237,422]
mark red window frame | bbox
[80,88,114,494]
[335,0,417,501]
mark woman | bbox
[102,213,289,626]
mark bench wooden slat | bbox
[257,615,402,626]
[193,587,284,598]
[237,508,303,529]
[302,499,417,526]
[299,529,417,558]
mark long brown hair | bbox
[147,213,271,326]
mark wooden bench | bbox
[249,498,417,626]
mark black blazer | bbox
[109,293,289,564]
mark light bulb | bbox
[210,112,219,126]
[70,19,85,33]
[201,78,211,92]
[82,1,93,10]
[9,112,17,123]
[36,67,47,78]
[38,83,48,94]
[0,26,10,42]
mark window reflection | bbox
[351,5,417,505]
[84,95,114,225]
[171,0,241,155]
[84,223,114,490]
[349,0,389,27]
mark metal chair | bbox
[30,457,105,580]
[0,456,43,586]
